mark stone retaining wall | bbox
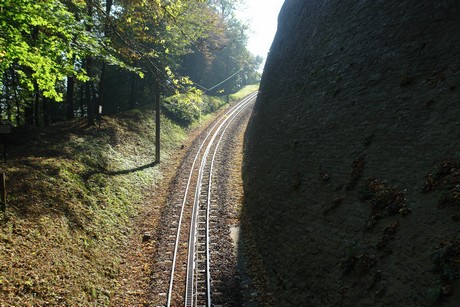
[243,1,460,305]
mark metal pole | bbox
[226,54,229,103]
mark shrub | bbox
[162,92,203,125]
[162,91,226,126]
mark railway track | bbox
[155,92,257,307]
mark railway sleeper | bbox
[197,217,207,223]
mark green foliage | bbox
[162,91,205,125]
[0,0,130,101]
[162,84,255,126]
[0,0,260,126]
[179,0,262,93]
[201,95,227,113]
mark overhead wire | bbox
[90,1,247,94]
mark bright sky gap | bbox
[236,0,285,60]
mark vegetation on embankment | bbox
[0,84,258,305]
[161,84,259,126]
[229,84,260,102]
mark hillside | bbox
[0,86,257,305]
[243,1,460,305]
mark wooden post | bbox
[98,105,102,129]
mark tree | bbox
[0,0,260,126]
[0,0,137,125]
[180,0,261,93]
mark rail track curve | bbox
[154,92,257,307]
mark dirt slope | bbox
[243,1,460,305]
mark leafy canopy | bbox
[0,0,133,101]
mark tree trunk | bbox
[85,72,94,125]
[6,90,12,125]
[98,62,105,115]
[97,0,113,117]
[85,0,95,126]
[66,75,75,119]
[1,74,6,122]
[129,73,138,109]
[30,26,40,126]
[43,97,50,126]
[3,70,13,124]
[24,103,33,126]
[90,80,97,116]
[33,85,40,126]
[13,81,21,126]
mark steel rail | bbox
[203,93,256,304]
[186,93,256,306]
[166,91,258,307]
[185,92,257,307]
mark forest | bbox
[0,1,262,304]
[0,0,262,127]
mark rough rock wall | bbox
[243,0,460,305]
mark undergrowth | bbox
[162,91,226,125]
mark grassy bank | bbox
[229,84,259,102]
[0,84,259,305]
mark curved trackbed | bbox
[151,92,257,306]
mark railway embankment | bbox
[0,85,257,306]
